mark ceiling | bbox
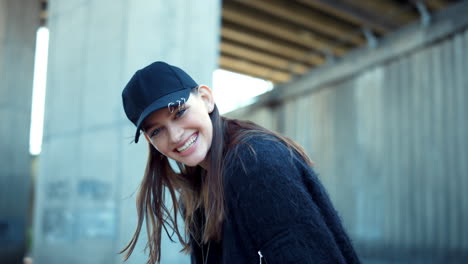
[220,0,461,84]
[39,0,461,84]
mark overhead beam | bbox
[223,2,348,56]
[345,0,418,26]
[220,56,292,83]
[297,0,398,34]
[221,25,325,65]
[255,0,468,106]
[420,0,449,10]
[234,0,365,46]
[221,42,310,75]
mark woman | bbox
[120,61,360,264]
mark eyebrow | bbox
[142,106,185,131]
[141,98,190,131]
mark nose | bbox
[167,124,184,144]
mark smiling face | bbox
[142,86,215,167]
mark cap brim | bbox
[134,88,191,143]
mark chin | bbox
[177,153,207,167]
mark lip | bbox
[175,132,199,157]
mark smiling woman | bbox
[142,86,214,167]
[120,61,360,264]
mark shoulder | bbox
[226,133,293,170]
[223,133,308,190]
[222,133,324,228]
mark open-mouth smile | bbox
[176,133,198,153]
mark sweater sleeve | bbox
[224,138,351,264]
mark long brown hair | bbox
[120,90,312,264]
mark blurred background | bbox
[1,0,467,263]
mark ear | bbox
[197,85,215,113]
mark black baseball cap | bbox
[122,61,198,143]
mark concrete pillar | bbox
[0,0,39,263]
[32,1,220,263]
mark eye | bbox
[175,108,186,118]
[150,127,162,137]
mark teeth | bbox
[177,134,197,152]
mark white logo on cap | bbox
[167,97,186,113]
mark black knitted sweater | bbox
[190,134,360,264]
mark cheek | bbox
[202,117,213,144]
[189,110,212,133]
[150,141,162,152]
[151,137,168,154]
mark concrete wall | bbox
[32,1,220,264]
[0,0,39,263]
[227,2,468,263]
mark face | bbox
[142,86,214,167]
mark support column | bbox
[32,0,220,263]
[0,0,39,263]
